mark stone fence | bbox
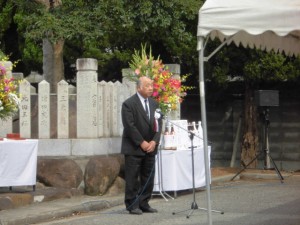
[0,59,180,156]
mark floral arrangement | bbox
[0,62,21,120]
[127,45,193,114]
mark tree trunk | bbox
[241,84,259,168]
[38,0,64,93]
[43,39,64,93]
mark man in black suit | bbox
[121,76,162,215]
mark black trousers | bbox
[124,154,156,210]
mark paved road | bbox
[37,176,300,225]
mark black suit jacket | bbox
[121,94,162,156]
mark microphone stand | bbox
[161,116,224,218]
[152,129,174,201]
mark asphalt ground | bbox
[0,169,299,225]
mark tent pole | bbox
[199,44,213,225]
[204,36,233,62]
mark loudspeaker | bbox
[255,90,279,107]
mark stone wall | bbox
[37,154,125,196]
[0,59,181,153]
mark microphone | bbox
[155,108,164,119]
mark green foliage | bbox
[2,0,200,80]
[244,50,300,82]
[13,0,105,44]
[0,50,5,59]
[5,0,299,89]
[0,0,14,36]
[205,41,300,88]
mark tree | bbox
[206,44,300,168]
[241,51,300,167]
[2,0,201,90]
[12,0,110,92]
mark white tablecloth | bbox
[154,147,211,192]
[0,139,38,187]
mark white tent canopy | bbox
[197,0,300,56]
[196,1,300,225]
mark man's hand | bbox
[148,141,156,152]
[140,140,156,153]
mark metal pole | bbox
[264,109,271,169]
[199,45,213,225]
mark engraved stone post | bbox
[118,83,127,136]
[111,81,121,136]
[0,61,13,137]
[0,119,12,137]
[122,68,136,96]
[97,81,105,137]
[121,65,181,120]
[12,72,24,80]
[38,80,50,138]
[19,80,31,138]
[166,64,181,120]
[0,61,12,78]
[76,58,98,138]
[103,82,112,137]
[120,69,137,137]
[57,80,69,138]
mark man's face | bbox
[138,77,153,98]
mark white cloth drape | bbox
[154,147,211,191]
[0,139,38,187]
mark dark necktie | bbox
[144,99,149,119]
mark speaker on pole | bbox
[254,90,279,107]
[231,90,283,182]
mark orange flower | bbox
[127,44,193,114]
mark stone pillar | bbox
[0,119,12,138]
[0,61,13,137]
[111,81,121,136]
[97,81,105,137]
[0,61,12,78]
[19,80,32,138]
[121,65,181,120]
[118,83,127,136]
[38,80,50,138]
[12,72,24,80]
[76,58,98,138]
[121,68,136,96]
[103,82,112,137]
[57,80,69,138]
[166,64,181,120]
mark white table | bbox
[0,139,38,188]
[154,147,211,193]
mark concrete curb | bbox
[0,196,124,225]
[2,175,239,225]
[211,174,239,183]
[1,171,295,225]
[0,174,240,225]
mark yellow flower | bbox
[0,62,21,120]
[126,44,193,114]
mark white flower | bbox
[155,110,161,119]
[8,93,20,106]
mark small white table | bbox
[153,146,211,195]
[0,139,38,189]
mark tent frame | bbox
[198,36,235,225]
[198,1,300,224]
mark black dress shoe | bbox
[140,207,158,213]
[129,208,143,215]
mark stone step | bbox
[0,186,83,211]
